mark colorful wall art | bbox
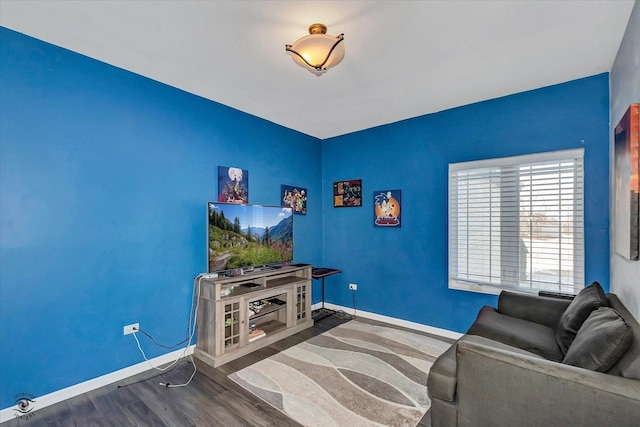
[281,185,307,215]
[373,190,402,227]
[333,179,362,207]
[218,166,249,204]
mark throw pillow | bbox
[562,307,632,372]
[555,281,608,355]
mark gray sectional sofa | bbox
[427,282,640,427]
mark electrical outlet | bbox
[123,323,139,335]
[349,283,358,291]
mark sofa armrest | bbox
[498,290,572,329]
[455,335,640,427]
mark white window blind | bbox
[449,149,584,295]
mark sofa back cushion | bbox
[562,307,632,372]
[555,281,608,355]
[498,291,571,329]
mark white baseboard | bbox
[0,345,195,423]
[313,302,463,341]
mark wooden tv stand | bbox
[194,264,313,368]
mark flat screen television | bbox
[208,202,293,272]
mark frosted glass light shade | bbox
[286,24,345,76]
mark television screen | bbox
[208,202,293,272]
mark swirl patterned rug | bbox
[228,320,452,427]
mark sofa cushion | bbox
[555,281,608,355]
[606,294,640,379]
[563,307,633,372]
[427,341,458,402]
[467,306,563,361]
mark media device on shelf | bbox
[208,202,293,273]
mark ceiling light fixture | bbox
[285,23,345,76]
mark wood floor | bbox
[4,313,438,427]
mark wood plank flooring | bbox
[4,314,440,426]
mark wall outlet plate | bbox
[123,323,139,335]
[349,283,358,291]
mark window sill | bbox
[449,280,502,295]
[448,280,540,296]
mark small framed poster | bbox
[374,190,401,227]
[333,179,362,207]
[218,166,249,204]
[282,185,307,215]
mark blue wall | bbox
[321,74,610,333]
[0,28,322,408]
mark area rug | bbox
[228,320,452,427]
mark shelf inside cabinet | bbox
[258,319,287,336]
[249,301,285,321]
[220,283,265,299]
[266,275,306,289]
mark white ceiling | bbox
[0,0,635,139]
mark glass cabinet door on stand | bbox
[296,283,308,321]
[223,299,242,349]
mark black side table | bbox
[311,267,341,321]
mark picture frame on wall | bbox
[281,185,307,215]
[333,179,362,207]
[614,103,639,261]
[373,190,402,227]
[218,166,249,204]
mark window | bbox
[448,149,584,295]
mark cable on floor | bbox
[125,274,204,388]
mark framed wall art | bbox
[282,185,307,215]
[614,103,639,261]
[218,166,249,204]
[333,179,362,207]
[373,190,402,227]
